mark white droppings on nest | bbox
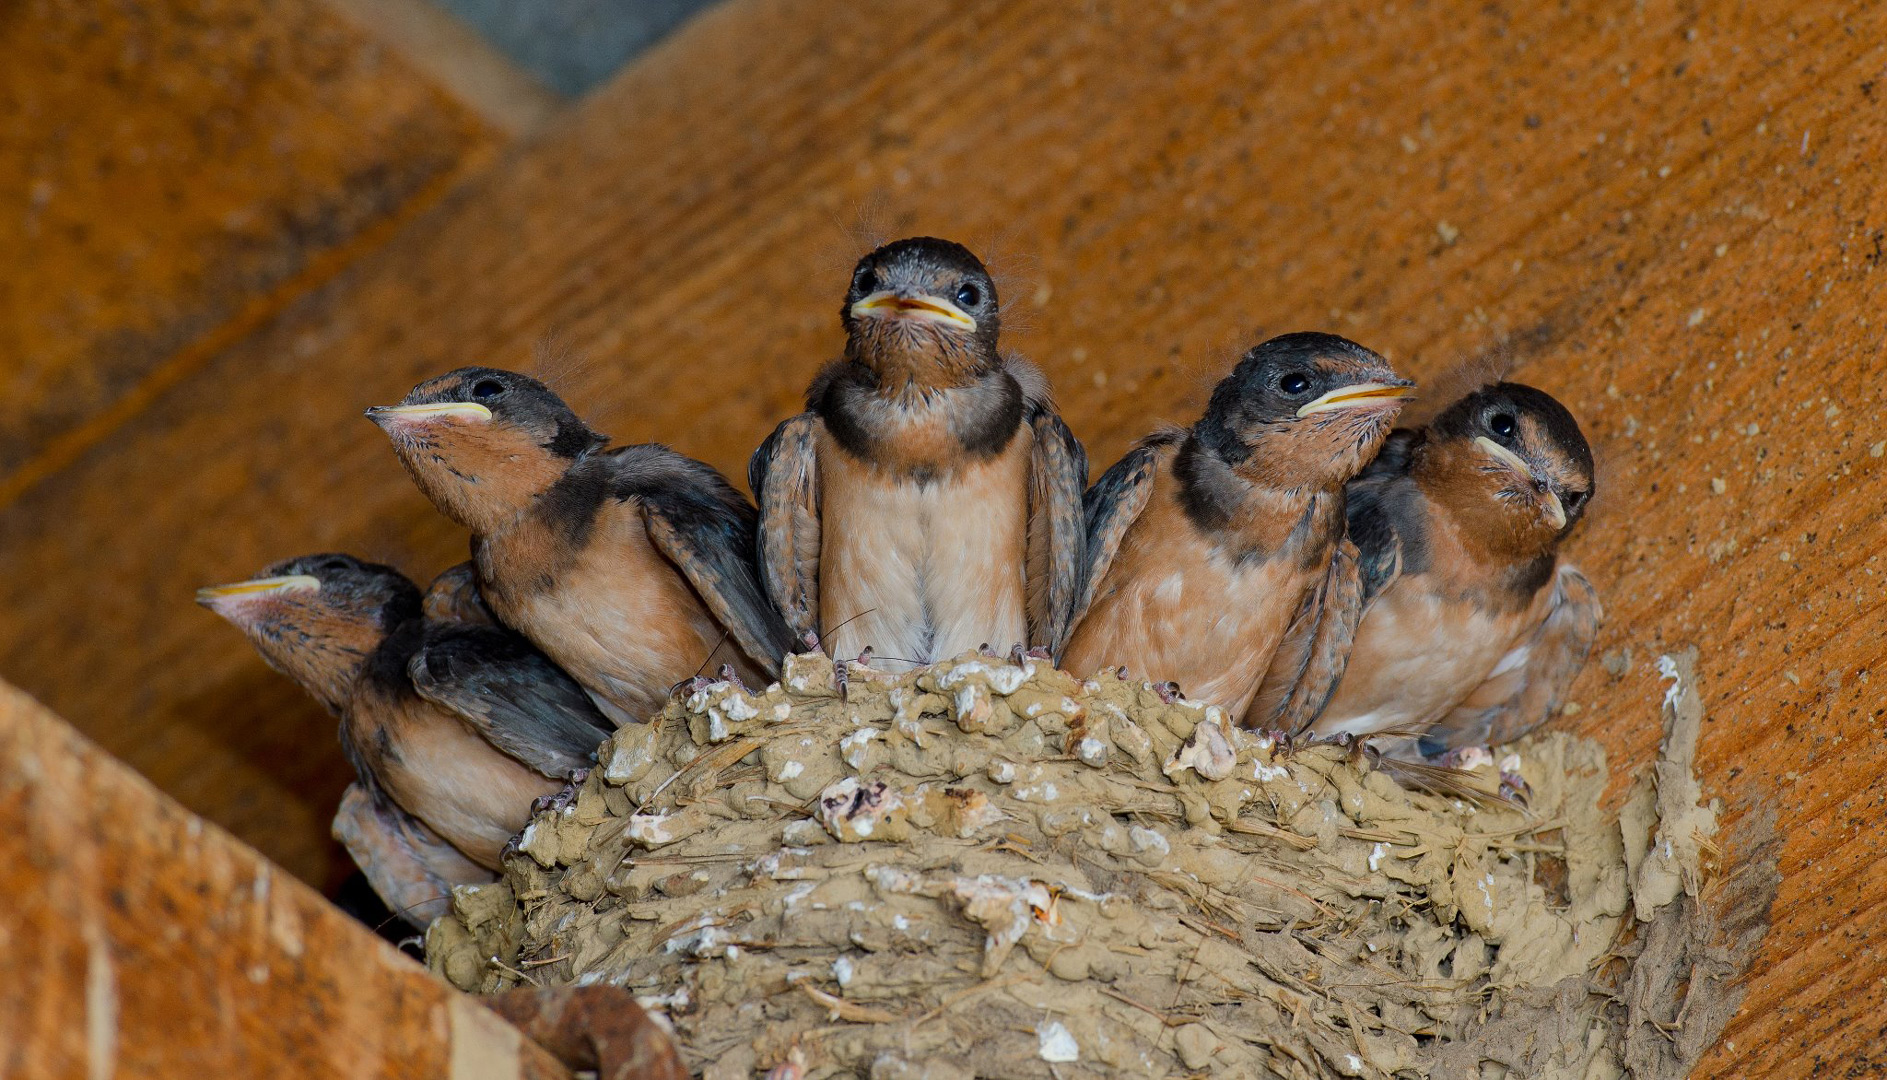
[839,727,878,770]
[1657,652,1685,709]
[1128,825,1170,858]
[1037,1019,1079,1063]
[624,812,675,847]
[935,658,1034,696]
[1012,780,1059,803]
[816,777,905,842]
[1164,713,1236,781]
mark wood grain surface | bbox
[0,679,570,1080]
[1,0,1882,1071]
[0,0,502,495]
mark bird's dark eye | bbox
[470,379,505,401]
[319,558,350,573]
[1489,412,1517,437]
[852,266,876,295]
[955,281,982,308]
[1564,490,1588,512]
[1280,373,1311,395]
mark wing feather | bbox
[1244,536,1365,732]
[1025,410,1088,657]
[408,624,613,777]
[1419,563,1603,752]
[606,445,800,676]
[749,414,822,643]
[1069,433,1170,628]
[331,783,492,928]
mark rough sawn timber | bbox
[0,1,1881,1073]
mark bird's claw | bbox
[836,647,871,702]
[1154,681,1185,704]
[531,779,584,816]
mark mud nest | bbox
[428,649,1757,1079]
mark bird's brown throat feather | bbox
[1413,438,1563,567]
[392,421,573,534]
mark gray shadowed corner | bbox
[429,0,725,97]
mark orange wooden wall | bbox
[2,1,1883,1073]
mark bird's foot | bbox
[1496,752,1530,805]
[1010,643,1052,664]
[835,647,872,701]
[1435,745,1494,772]
[670,674,719,698]
[531,779,584,817]
[1153,681,1185,704]
[718,664,752,693]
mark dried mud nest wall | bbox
[430,650,1758,1079]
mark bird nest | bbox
[427,650,1760,1079]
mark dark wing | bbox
[1418,564,1603,753]
[613,444,800,676]
[748,413,822,643]
[1024,408,1088,658]
[1346,439,1418,608]
[1356,426,1421,484]
[422,560,498,628]
[408,624,612,777]
[1243,536,1365,733]
[1069,431,1175,627]
[331,784,492,928]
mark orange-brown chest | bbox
[476,504,723,720]
[344,690,557,869]
[1063,462,1328,713]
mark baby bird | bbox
[198,555,609,878]
[751,237,1087,667]
[1307,383,1600,753]
[330,783,488,926]
[1063,332,1412,725]
[369,368,797,724]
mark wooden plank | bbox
[0,678,569,1080]
[320,0,562,134]
[0,0,505,498]
[0,0,1881,1070]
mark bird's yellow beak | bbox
[365,401,493,426]
[196,575,321,607]
[1295,382,1416,418]
[1473,436,1567,529]
[848,290,977,331]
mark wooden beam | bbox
[0,0,1880,1071]
[0,679,569,1079]
[0,0,505,500]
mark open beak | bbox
[1294,381,1416,418]
[364,401,493,427]
[848,290,977,331]
[1474,436,1567,529]
[196,574,321,611]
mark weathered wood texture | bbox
[0,0,1881,1072]
[0,0,503,497]
[0,679,569,1080]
